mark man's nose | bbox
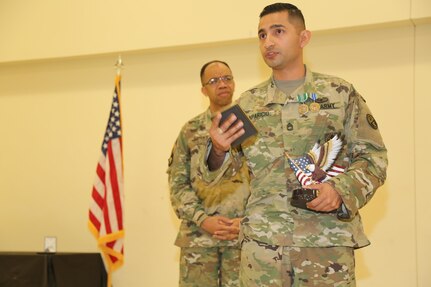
[263,36,274,49]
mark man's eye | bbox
[258,33,266,40]
[208,78,218,85]
[223,75,233,82]
[275,29,284,35]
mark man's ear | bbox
[300,30,311,48]
[201,86,208,97]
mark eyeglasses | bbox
[203,75,234,86]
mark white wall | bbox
[415,22,431,287]
[0,1,430,286]
[0,0,412,62]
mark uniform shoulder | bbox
[312,71,354,88]
[180,110,208,133]
[237,79,271,108]
[241,79,270,97]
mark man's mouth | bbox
[218,91,231,97]
[265,51,278,59]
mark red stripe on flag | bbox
[107,141,123,230]
[92,185,104,208]
[89,210,101,230]
[96,163,106,184]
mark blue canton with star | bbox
[288,155,313,175]
[101,90,121,155]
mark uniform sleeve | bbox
[327,86,388,218]
[198,141,245,185]
[167,129,208,226]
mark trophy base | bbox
[290,188,352,220]
[290,188,336,213]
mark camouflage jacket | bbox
[201,67,388,248]
[168,108,250,247]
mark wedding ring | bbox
[217,128,224,135]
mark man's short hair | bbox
[259,3,306,30]
[200,60,231,83]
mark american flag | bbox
[88,74,124,284]
[288,155,345,186]
[288,155,314,186]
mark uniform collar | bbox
[205,107,214,122]
[264,65,316,106]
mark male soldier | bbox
[205,3,388,287]
[168,60,250,287]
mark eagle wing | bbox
[307,134,343,171]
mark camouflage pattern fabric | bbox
[168,108,250,248]
[201,66,388,248]
[240,237,355,287]
[180,246,240,287]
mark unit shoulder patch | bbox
[366,114,378,130]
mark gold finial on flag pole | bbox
[115,55,124,76]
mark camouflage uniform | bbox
[168,108,250,287]
[201,67,388,286]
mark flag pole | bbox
[103,54,124,287]
[114,55,124,157]
[115,55,124,76]
[114,54,125,182]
